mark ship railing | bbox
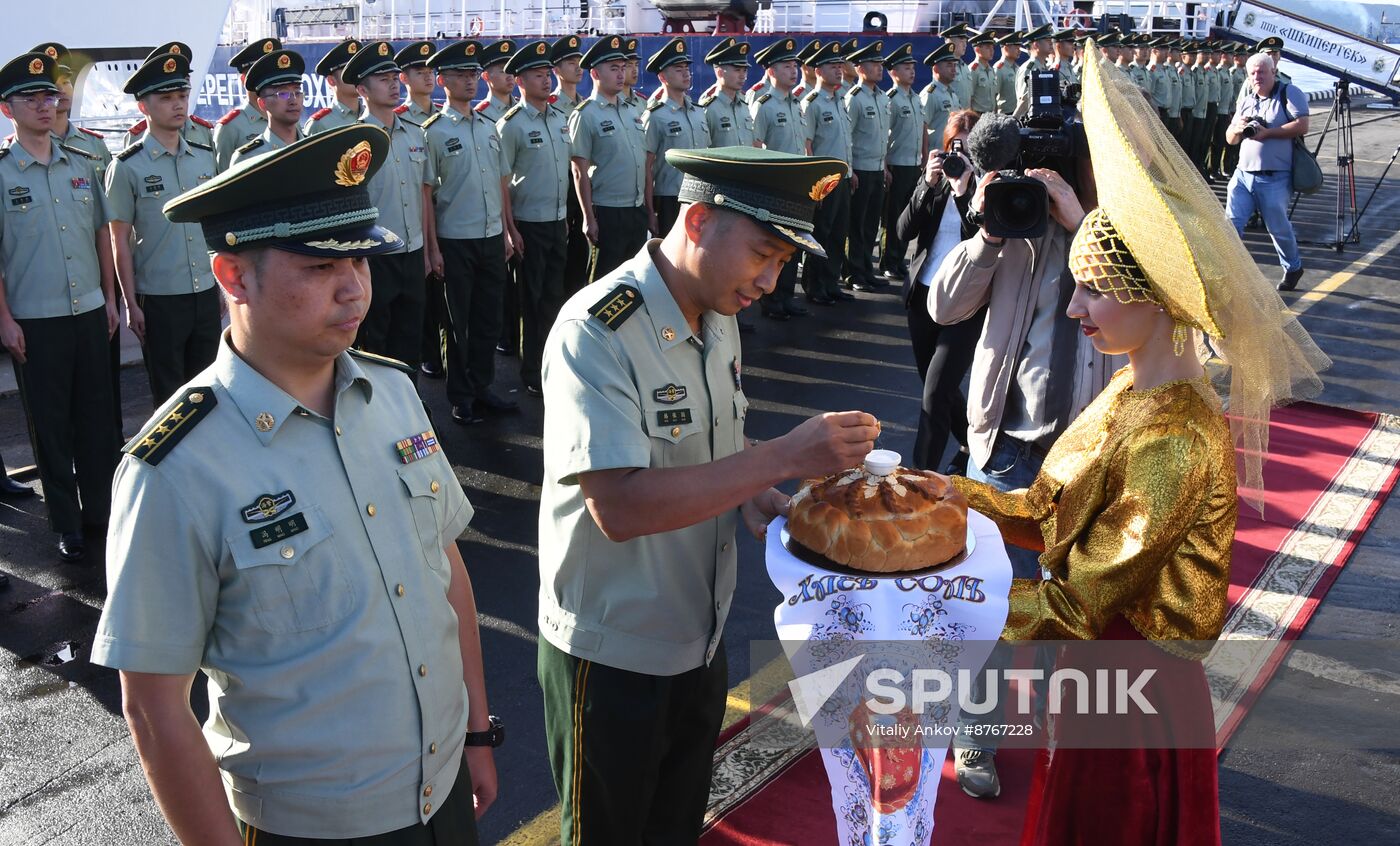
[354,3,626,40]
[753,0,1230,36]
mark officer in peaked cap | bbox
[476,40,518,121]
[1051,27,1080,88]
[747,36,809,319]
[126,42,215,147]
[921,42,960,150]
[1014,23,1056,118]
[1254,35,1291,85]
[550,34,585,112]
[33,42,110,180]
[745,37,792,105]
[700,39,756,156]
[937,24,973,107]
[109,51,219,406]
[622,36,642,109]
[0,50,118,562]
[395,40,439,125]
[994,30,1024,113]
[214,38,283,171]
[229,49,307,166]
[793,38,822,97]
[966,30,999,113]
[307,38,364,135]
[643,38,710,239]
[801,40,853,303]
[537,143,874,846]
[881,42,924,281]
[94,124,499,845]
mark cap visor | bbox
[765,221,825,258]
[274,223,404,258]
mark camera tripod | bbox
[1292,77,1359,252]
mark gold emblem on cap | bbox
[334,140,374,187]
[170,45,182,55]
[739,44,748,54]
[28,58,44,75]
[276,54,291,69]
[44,46,58,59]
[500,42,509,52]
[675,42,683,53]
[569,37,578,47]
[163,57,177,73]
[466,44,476,55]
[378,42,390,56]
[348,42,359,54]
[420,44,431,55]
[611,37,620,48]
[263,41,275,53]
[662,326,676,341]
[226,232,238,246]
[786,40,794,49]
[255,412,275,432]
[537,43,546,54]
[810,173,841,201]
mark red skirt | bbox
[1018,617,1222,846]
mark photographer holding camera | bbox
[1225,52,1309,291]
[927,108,1122,800]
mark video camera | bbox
[981,70,1082,239]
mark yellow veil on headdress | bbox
[1071,42,1329,512]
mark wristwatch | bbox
[464,715,505,748]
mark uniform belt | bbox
[1247,169,1278,175]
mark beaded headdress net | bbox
[1069,43,1330,512]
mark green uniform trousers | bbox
[137,288,221,407]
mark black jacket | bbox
[895,175,976,308]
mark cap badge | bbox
[420,44,431,55]
[739,45,748,54]
[537,43,547,54]
[163,57,178,73]
[276,54,291,69]
[170,45,182,55]
[378,42,390,56]
[347,43,359,54]
[334,140,374,187]
[466,44,476,55]
[611,37,620,48]
[263,41,275,53]
[500,42,510,52]
[810,173,841,201]
[569,37,578,47]
[786,40,794,50]
[675,42,684,53]
[28,58,43,75]
[44,46,58,59]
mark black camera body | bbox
[938,139,968,179]
[982,70,1079,239]
[1241,115,1267,139]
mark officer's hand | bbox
[741,486,791,540]
[127,302,146,345]
[106,300,120,339]
[1025,167,1086,232]
[647,208,661,237]
[584,216,599,245]
[970,170,999,214]
[777,411,880,480]
[505,227,522,261]
[0,316,25,365]
[464,746,497,819]
[850,172,860,191]
[924,151,944,186]
[883,167,893,188]
[427,245,444,278]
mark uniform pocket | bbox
[398,463,448,575]
[641,404,706,467]
[227,506,354,634]
[733,391,750,452]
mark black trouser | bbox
[810,178,851,298]
[905,282,984,473]
[514,219,568,391]
[1194,104,1217,172]
[109,328,124,442]
[653,194,681,237]
[13,308,118,534]
[848,169,885,286]
[1217,111,1237,175]
[592,204,647,282]
[235,758,479,845]
[1179,111,1195,157]
[564,180,592,295]
[138,289,221,407]
[539,638,727,846]
[762,260,799,314]
[360,247,427,370]
[501,259,521,356]
[421,272,447,373]
[440,236,507,409]
[880,164,921,273]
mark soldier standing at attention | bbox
[938,23,973,108]
[994,31,1023,115]
[305,38,363,135]
[476,40,517,121]
[345,41,440,372]
[537,145,874,846]
[1051,28,1080,89]
[550,35,592,297]
[228,50,307,167]
[748,37,809,320]
[1181,42,1203,167]
[396,40,439,125]
[621,38,643,112]
[643,38,711,239]
[94,125,499,845]
[802,41,854,306]
[965,30,999,114]
[213,38,283,171]
[845,40,890,293]
[879,43,924,282]
[1147,39,1177,139]
[107,52,219,407]
[1013,24,1054,118]
[1166,40,1185,143]
[0,51,118,562]
[1127,34,1152,94]
[922,42,960,151]
[123,42,216,148]
[498,40,573,398]
[424,40,519,422]
[837,37,860,101]
[792,39,821,99]
[701,39,757,149]
[570,36,648,283]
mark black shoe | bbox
[58,532,85,563]
[737,319,756,334]
[850,279,877,292]
[525,384,543,397]
[451,405,485,425]
[495,342,516,356]
[881,266,907,281]
[782,297,810,316]
[1277,267,1304,292]
[832,289,856,302]
[807,294,835,306]
[475,391,520,413]
[0,476,34,497]
[419,363,444,379]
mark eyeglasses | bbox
[11,93,59,109]
[262,88,305,101]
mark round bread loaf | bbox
[787,466,968,572]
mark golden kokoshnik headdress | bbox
[1070,42,1330,511]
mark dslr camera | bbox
[982,70,1080,239]
[937,138,968,179]
[1240,115,1268,139]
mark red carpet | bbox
[702,403,1400,846]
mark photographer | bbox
[1225,52,1309,291]
[898,110,981,474]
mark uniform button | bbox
[335,426,343,436]
[721,542,730,552]
[72,298,78,305]
[430,480,440,493]
[429,742,438,754]
[671,426,681,437]
[280,546,294,559]
[423,803,432,815]
[60,225,66,231]
[423,786,433,798]
[366,503,377,516]
[70,282,76,288]
[396,583,405,597]
[418,664,428,676]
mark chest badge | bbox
[255,412,275,432]
[732,358,743,391]
[653,384,687,404]
[396,430,440,463]
[661,326,676,342]
[241,490,296,523]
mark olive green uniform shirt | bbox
[750,89,808,155]
[0,138,108,319]
[885,84,925,167]
[643,95,711,198]
[950,61,972,110]
[474,92,516,123]
[359,112,434,253]
[213,103,268,171]
[426,105,507,238]
[497,100,572,223]
[538,243,747,675]
[398,100,434,124]
[700,89,756,148]
[966,58,998,113]
[55,122,113,185]
[569,93,646,209]
[1166,63,1184,116]
[920,79,957,152]
[305,99,362,135]
[846,83,889,171]
[994,58,1019,114]
[1148,63,1173,110]
[92,339,474,839]
[803,87,852,163]
[103,135,216,296]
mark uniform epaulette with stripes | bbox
[757,93,772,104]
[308,107,332,121]
[218,108,242,125]
[117,141,144,161]
[645,98,664,112]
[803,90,819,103]
[60,143,97,160]
[501,103,523,122]
[886,87,898,98]
[188,140,213,152]
[575,99,590,112]
[698,93,716,107]
[191,115,214,128]
[235,137,265,155]
[124,387,216,466]
[589,284,642,331]
[421,112,442,129]
[348,348,415,375]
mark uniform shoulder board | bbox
[309,107,332,121]
[235,137,265,155]
[422,112,443,129]
[886,87,897,98]
[588,284,642,331]
[399,116,422,128]
[191,115,214,129]
[757,92,772,104]
[393,103,409,114]
[575,99,590,112]
[187,140,214,152]
[117,141,144,161]
[60,143,98,160]
[347,348,415,375]
[803,90,819,103]
[645,98,663,112]
[127,119,148,136]
[502,103,524,122]
[698,93,716,107]
[218,108,242,125]
[78,126,104,138]
[473,100,490,113]
[124,387,217,465]
[0,143,9,161]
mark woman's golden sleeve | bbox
[1002,424,1214,641]
[950,475,1046,553]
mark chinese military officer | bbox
[748,37,810,320]
[802,41,854,305]
[921,42,961,151]
[475,40,517,121]
[396,40,439,124]
[228,49,308,166]
[845,40,890,293]
[700,39,757,149]
[122,42,216,148]
[305,38,363,135]
[213,37,283,171]
[550,35,592,296]
[643,37,711,238]
[965,30,999,114]
[880,42,925,281]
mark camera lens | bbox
[1000,188,1040,230]
[943,153,966,179]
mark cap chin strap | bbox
[710,193,809,231]
[223,206,380,247]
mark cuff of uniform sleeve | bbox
[555,444,652,485]
[90,634,204,675]
[966,234,1004,267]
[442,496,474,543]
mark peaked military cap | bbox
[923,43,959,66]
[165,124,401,257]
[0,52,59,99]
[124,52,192,98]
[146,42,193,64]
[427,40,483,72]
[938,23,971,39]
[841,37,859,55]
[1024,24,1054,43]
[343,40,399,84]
[395,40,437,69]
[230,38,282,72]
[246,49,305,93]
[995,31,1024,47]
[847,40,885,64]
[482,39,517,69]
[707,40,750,67]
[969,31,997,47]
[551,34,583,63]
[706,37,737,64]
[1095,32,1121,48]
[647,37,692,74]
[809,40,844,67]
[667,146,847,256]
[882,42,915,68]
[316,39,361,76]
[795,39,822,65]
[1052,28,1079,42]
[1255,36,1284,53]
[506,40,553,75]
[580,35,627,69]
[624,38,641,60]
[754,38,800,67]
[30,42,73,74]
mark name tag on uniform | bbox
[657,408,692,427]
[445,138,463,153]
[144,183,166,194]
[822,112,834,124]
[599,120,616,134]
[719,117,732,130]
[900,106,913,117]
[396,430,441,464]
[864,106,877,118]
[775,112,788,125]
[666,121,682,136]
[528,130,543,146]
[249,512,308,549]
